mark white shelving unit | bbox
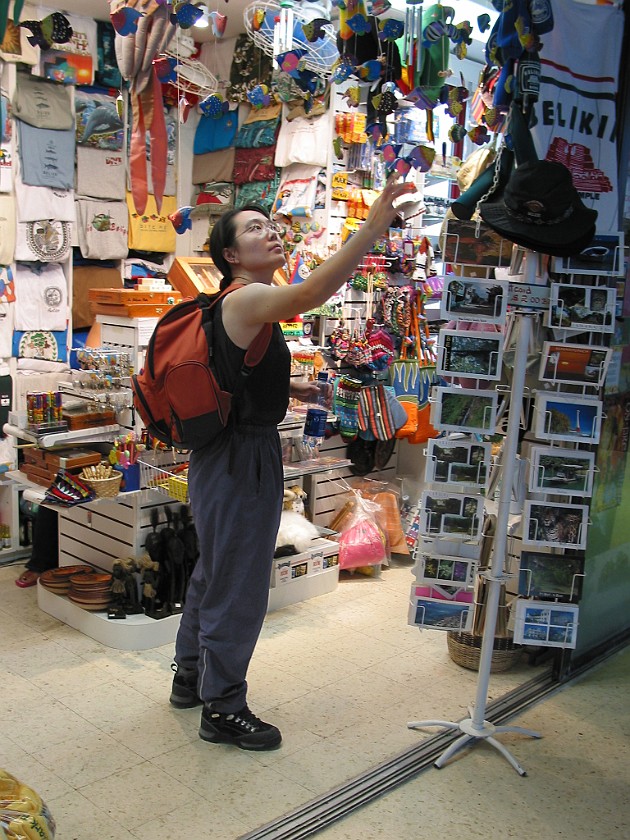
[37,583,181,650]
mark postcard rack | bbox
[406,237,617,774]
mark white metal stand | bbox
[408,251,543,775]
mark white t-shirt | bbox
[532,0,624,235]
[0,301,15,359]
[15,168,76,222]
[275,111,332,169]
[13,262,68,331]
[14,219,73,262]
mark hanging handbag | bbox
[389,296,441,443]
[366,320,395,372]
[389,296,422,439]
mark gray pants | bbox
[174,425,283,713]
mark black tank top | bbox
[213,298,291,427]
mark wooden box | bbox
[62,406,117,430]
[90,302,180,318]
[167,257,222,299]
[88,289,182,305]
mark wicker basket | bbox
[447,631,522,673]
[82,471,123,498]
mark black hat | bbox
[479,160,597,257]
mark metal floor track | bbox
[238,641,628,840]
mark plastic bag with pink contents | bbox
[336,494,388,571]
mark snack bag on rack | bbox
[1,768,56,839]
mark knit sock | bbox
[335,376,362,441]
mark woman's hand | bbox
[290,380,320,404]
[363,174,419,239]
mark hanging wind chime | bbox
[402,0,423,74]
[273,0,294,58]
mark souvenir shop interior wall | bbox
[1,0,630,790]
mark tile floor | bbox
[1,557,613,840]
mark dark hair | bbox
[209,204,270,291]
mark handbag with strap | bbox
[389,296,441,443]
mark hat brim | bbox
[480,197,598,258]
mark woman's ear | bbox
[223,246,238,265]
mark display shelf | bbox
[283,457,352,478]
[0,547,31,567]
[3,422,121,449]
[37,582,182,650]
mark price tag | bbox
[508,283,552,310]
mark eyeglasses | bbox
[235,220,284,239]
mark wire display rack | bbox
[138,449,190,503]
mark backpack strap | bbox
[197,285,273,417]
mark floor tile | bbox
[78,761,195,825]
[1,559,626,840]
[37,731,145,788]
[131,796,251,840]
[46,789,139,840]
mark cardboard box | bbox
[268,538,340,611]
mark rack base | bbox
[407,715,542,776]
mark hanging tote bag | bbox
[389,295,424,439]
[407,297,441,445]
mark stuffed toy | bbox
[283,485,308,515]
[275,486,319,557]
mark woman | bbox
[170,174,416,751]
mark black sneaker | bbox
[169,663,203,709]
[199,705,282,751]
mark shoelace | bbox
[210,707,263,732]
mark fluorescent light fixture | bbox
[194,4,209,28]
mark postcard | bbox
[407,593,474,632]
[529,446,595,498]
[556,233,624,277]
[437,330,503,381]
[517,550,584,602]
[442,219,513,269]
[414,551,476,588]
[513,600,579,649]
[522,501,589,550]
[549,283,616,333]
[433,386,498,435]
[440,277,508,324]
[413,584,474,602]
[419,490,485,541]
[539,341,612,387]
[533,393,602,445]
[425,438,491,490]
[416,536,482,563]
